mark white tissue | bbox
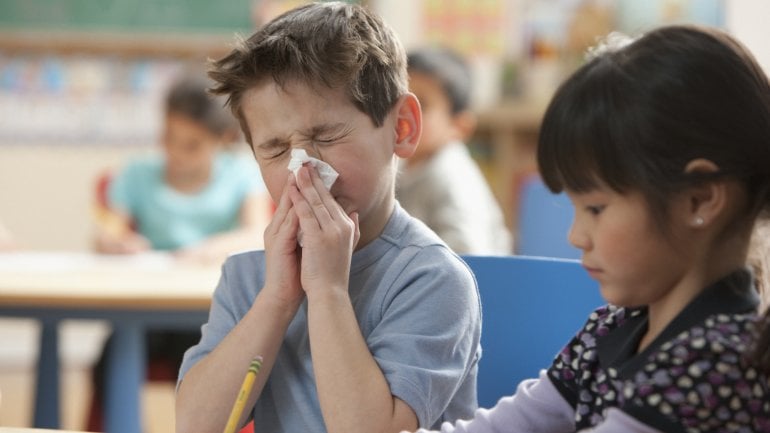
[287,148,339,247]
[287,148,339,190]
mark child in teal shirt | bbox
[88,72,270,431]
[94,72,270,263]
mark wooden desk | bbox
[0,252,222,433]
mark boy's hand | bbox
[289,165,360,297]
[261,172,304,307]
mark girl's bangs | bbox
[538,58,634,195]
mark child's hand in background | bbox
[94,229,151,254]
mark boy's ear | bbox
[393,93,422,158]
[682,158,727,229]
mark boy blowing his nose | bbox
[175,3,482,433]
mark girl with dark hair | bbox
[408,24,770,433]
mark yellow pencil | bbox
[223,356,263,433]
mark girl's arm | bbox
[411,372,575,433]
[577,409,664,433]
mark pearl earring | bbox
[694,216,704,226]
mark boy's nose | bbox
[292,142,322,160]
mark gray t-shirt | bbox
[178,204,482,432]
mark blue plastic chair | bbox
[516,175,580,259]
[461,254,604,408]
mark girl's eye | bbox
[586,205,605,215]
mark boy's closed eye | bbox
[306,123,353,146]
[256,139,291,159]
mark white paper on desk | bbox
[0,251,175,272]
[287,149,339,246]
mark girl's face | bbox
[566,185,692,309]
[162,112,222,179]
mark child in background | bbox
[397,47,511,255]
[407,25,770,433]
[87,72,271,431]
[176,3,481,433]
[93,72,271,264]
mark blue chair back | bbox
[462,254,604,408]
[517,175,580,259]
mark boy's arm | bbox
[307,290,419,433]
[175,290,302,433]
[176,179,306,433]
[290,166,419,433]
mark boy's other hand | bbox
[261,172,304,307]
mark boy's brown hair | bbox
[208,1,409,146]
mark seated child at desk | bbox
[175,3,481,433]
[87,72,270,431]
[93,72,271,264]
[396,47,511,255]
[404,25,770,433]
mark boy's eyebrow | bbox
[303,122,349,138]
[255,136,291,150]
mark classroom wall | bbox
[0,144,152,251]
[726,0,770,75]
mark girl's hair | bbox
[165,73,240,139]
[537,25,770,371]
[208,2,408,145]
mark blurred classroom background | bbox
[0,0,767,431]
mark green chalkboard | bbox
[0,0,255,33]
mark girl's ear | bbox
[683,158,727,229]
[393,93,422,159]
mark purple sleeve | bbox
[411,370,574,433]
[577,408,664,433]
